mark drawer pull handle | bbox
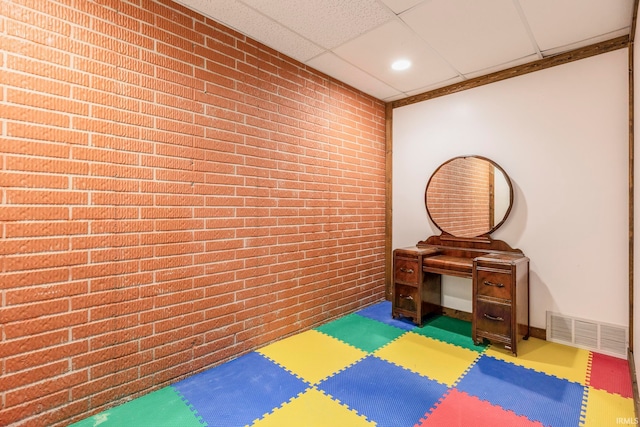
[400,267,414,274]
[483,280,504,288]
[483,313,504,322]
[398,294,414,301]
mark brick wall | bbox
[0,1,387,425]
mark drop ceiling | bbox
[176,0,635,102]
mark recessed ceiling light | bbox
[391,59,411,71]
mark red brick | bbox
[90,246,154,263]
[72,341,140,370]
[0,330,68,359]
[16,398,89,427]
[2,3,72,36]
[5,341,88,373]
[4,311,87,339]
[0,236,69,256]
[89,349,153,380]
[92,134,154,153]
[139,301,194,324]
[89,220,153,234]
[89,325,153,351]
[8,369,87,408]
[0,34,70,66]
[6,155,88,175]
[91,161,153,179]
[71,234,140,250]
[0,390,70,427]
[7,88,89,116]
[93,18,151,49]
[140,325,195,352]
[86,377,154,411]
[155,288,203,308]
[144,0,194,30]
[71,366,141,401]
[0,360,68,392]
[72,146,140,166]
[72,117,140,138]
[6,189,87,205]
[91,192,153,206]
[4,251,87,272]
[89,273,153,292]
[71,287,140,310]
[6,281,87,305]
[154,312,202,334]
[72,176,140,192]
[71,206,139,220]
[70,260,140,281]
[0,299,69,324]
[7,56,88,90]
[0,268,70,291]
[142,23,193,53]
[0,137,70,158]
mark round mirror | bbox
[425,156,513,238]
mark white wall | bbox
[393,49,629,329]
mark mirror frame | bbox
[424,155,514,238]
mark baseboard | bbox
[442,307,546,340]
[528,325,546,340]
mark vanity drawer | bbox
[394,258,420,284]
[475,269,512,300]
[476,300,511,337]
[394,284,418,312]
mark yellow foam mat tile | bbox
[485,337,590,384]
[251,387,374,427]
[374,332,479,387]
[257,330,367,384]
[581,386,636,427]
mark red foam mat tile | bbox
[417,389,544,427]
[588,352,633,398]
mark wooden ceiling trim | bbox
[391,35,630,110]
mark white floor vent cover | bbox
[546,311,628,358]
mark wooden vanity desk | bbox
[392,155,530,356]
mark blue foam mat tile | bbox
[456,355,585,427]
[355,301,416,331]
[172,352,308,427]
[317,355,448,427]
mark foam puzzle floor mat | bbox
[72,301,635,427]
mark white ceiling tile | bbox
[307,52,403,100]
[178,0,325,62]
[240,0,395,49]
[402,0,536,74]
[379,0,426,14]
[519,0,634,51]
[333,20,459,93]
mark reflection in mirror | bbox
[425,156,513,238]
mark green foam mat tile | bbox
[315,313,406,352]
[70,386,205,427]
[412,315,487,352]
